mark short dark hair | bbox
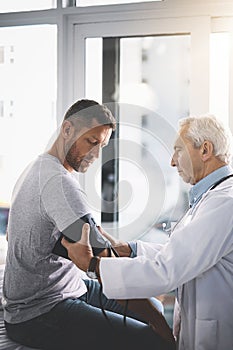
[64,99,116,131]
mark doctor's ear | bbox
[200,141,213,160]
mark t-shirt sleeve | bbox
[40,173,90,231]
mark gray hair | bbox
[179,114,233,164]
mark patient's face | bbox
[65,121,112,173]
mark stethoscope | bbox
[209,173,233,190]
[165,173,233,236]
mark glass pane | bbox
[118,35,191,242]
[0,25,57,205]
[209,32,230,125]
[85,34,191,243]
[76,0,162,6]
[0,0,56,13]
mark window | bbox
[210,33,230,125]
[0,0,56,13]
[118,35,190,241]
[0,46,4,63]
[0,25,57,204]
[75,16,205,239]
[84,34,191,240]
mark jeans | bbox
[5,279,167,350]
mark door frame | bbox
[71,16,210,116]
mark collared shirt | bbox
[128,241,137,258]
[189,165,233,209]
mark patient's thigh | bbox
[6,297,165,350]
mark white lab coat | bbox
[100,178,233,350]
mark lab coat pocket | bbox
[195,319,217,350]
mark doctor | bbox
[62,114,233,350]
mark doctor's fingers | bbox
[97,225,122,246]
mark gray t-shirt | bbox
[2,153,89,323]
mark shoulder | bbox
[196,182,233,217]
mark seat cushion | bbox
[0,265,38,350]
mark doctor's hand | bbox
[61,223,93,272]
[97,226,132,257]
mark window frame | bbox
[0,0,232,127]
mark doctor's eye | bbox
[176,147,182,153]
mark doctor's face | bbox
[171,125,204,185]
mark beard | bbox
[65,143,92,173]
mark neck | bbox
[194,159,227,185]
[47,140,72,171]
[203,159,227,178]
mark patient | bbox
[2,99,174,350]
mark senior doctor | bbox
[62,114,233,350]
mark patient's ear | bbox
[61,120,74,139]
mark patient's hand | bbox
[97,226,132,257]
[61,223,93,271]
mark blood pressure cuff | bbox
[52,213,111,259]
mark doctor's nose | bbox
[171,154,177,167]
